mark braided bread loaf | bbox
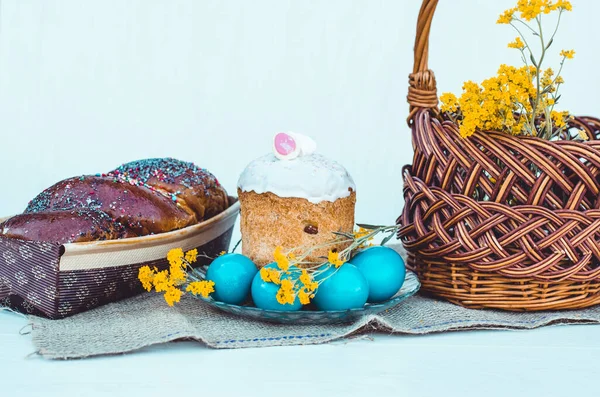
[1,158,228,244]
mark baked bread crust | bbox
[1,158,228,244]
[238,189,356,267]
[25,176,196,235]
[109,158,229,221]
[1,209,136,244]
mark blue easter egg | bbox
[313,264,369,311]
[351,246,406,303]
[206,253,258,305]
[251,263,302,311]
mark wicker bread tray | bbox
[0,198,239,318]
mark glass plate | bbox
[190,270,420,324]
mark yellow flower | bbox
[554,0,573,11]
[507,37,525,49]
[186,280,215,298]
[497,7,516,24]
[273,246,290,271]
[328,249,345,268]
[167,248,184,268]
[259,267,281,285]
[454,65,539,137]
[276,279,296,305]
[169,262,187,285]
[353,227,369,239]
[260,267,270,282]
[551,110,570,128]
[218,251,226,256]
[299,270,318,292]
[184,248,198,263]
[138,265,156,292]
[517,0,546,21]
[298,289,311,305]
[560,49,575,59]
[555,76,565,84]
[541,68,554,88]
[153,270,173,292]
[280,279,294,291]
[440,92,459,113]
[164,286,183,306]
[579,129,589,141]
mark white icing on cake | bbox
[238,153,356,204]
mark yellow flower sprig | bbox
[261,224,398,306]
[441,1,585,141]
[138,247,215,306]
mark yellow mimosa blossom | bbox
[328,249,345,268]
[276,279,296,305]
[299,270,318,292]
[551,110,570,128]
[164,286,183,306]
[298,289,311,305]
[273,246,290,271]
[353,227,370,239]
[516,0,546,21]
[454,65,537,137]
[560,49,575,59]
[260,267,281,285]
[508,36,525,49]
[554,0,573,11]
[186,280,215,298]
[167,248,184,268]
[169,262,187,285]
[138,265,156,292]
[578,130,589,141]
[541,68,554,88]
[184,248,198,263]
[440,92,459,113]
[153,270,173,293]
[497,7,516,24]
[218,250,226,256]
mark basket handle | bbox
[407,0,439,122]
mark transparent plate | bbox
[190,271,420,324]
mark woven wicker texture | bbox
[397,0,600,311]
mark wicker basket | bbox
[397,0,600,311]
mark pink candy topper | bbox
[274,132,297,156]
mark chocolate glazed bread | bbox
[0,158,228,244]
[1,209,136,244]
[108,158,229,221]
[25,175,196,235]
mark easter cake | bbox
[237,132,356,267]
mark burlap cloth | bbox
[20,291,600,359]
[8,244,600,359]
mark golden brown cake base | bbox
[238,189,356,267]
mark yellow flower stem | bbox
[532,15,547,136]
[509,21,538,135]
[544,107,553,140]
[512,17,537,35]
[548,60,566,114]
[548,10,564,46]
[509,22,535,58]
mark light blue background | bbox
[1,1,599,395]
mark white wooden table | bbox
[2,309,599,397]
